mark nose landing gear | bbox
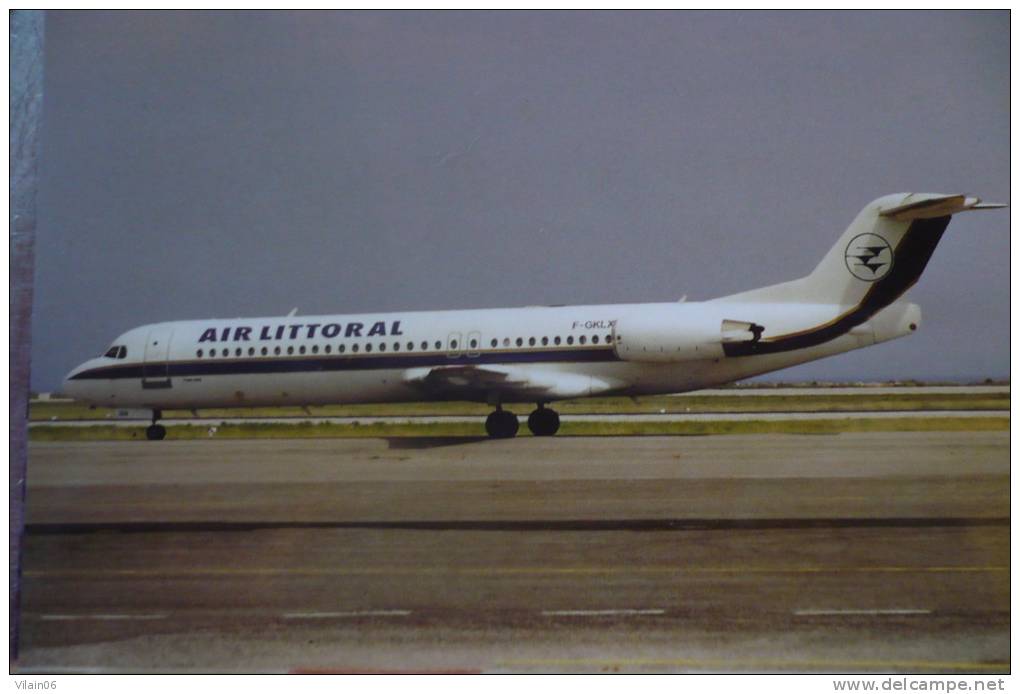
[146,409,166,441]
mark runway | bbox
[18,433,1009,673]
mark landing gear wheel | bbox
[146,424,167,441]
[485,410,519,439]
[527,406,560,436]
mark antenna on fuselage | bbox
[288,307,298,317]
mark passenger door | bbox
[142,326,174,389]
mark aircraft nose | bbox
[61,362,90,400]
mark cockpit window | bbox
[104,346,127,359]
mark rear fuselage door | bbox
[142,326,174,389]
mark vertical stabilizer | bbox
[714,192,998,306]
[712,192,1002,357]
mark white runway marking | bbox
[793,609,931,616]
[683,386,1008,397]
[541,609,666,617]
[40,613,167,621]
[282,610,411,619]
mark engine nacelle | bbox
[613,313,762,362]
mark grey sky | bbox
[31,11,1009,391]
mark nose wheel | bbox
[485,408,519,439]
[527,405,560,436]
[146,410,166,440]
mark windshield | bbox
[103,345,127,359]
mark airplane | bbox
[63,192,1004,440]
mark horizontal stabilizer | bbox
[879,194,1005,221]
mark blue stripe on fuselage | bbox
[69,347,620,381]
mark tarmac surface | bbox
[17,432,1009,673]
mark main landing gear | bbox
[484,404,560,439]
[146,409,167,441]
[527,404,560,437]
[485,407,519,439]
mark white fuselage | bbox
[62,299,919,410]
[63,192,1001,422]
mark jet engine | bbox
[613,314,762,362]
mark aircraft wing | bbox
[403,364,623,401]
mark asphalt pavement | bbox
[17,432,1009,673]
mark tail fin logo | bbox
[844,233,893,282]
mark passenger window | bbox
[491,338,498,348]
[311,345,318,354]
[407,342,414,351]
[235,348,242,356]
[606,334,612,343]
[450,340,458,349]
[516,338,523,347]
[554,336,561,345]
[434,340,442,350]
[299,346,306,355]
[579,336,587,345]
[287,346,294,355]
[541,337,548,346]
[421,341,428,350]
[352,344,359,353]
[393,342,400,352]
[339,344,346,353]
[196,349,203,358]
[261,347,268,356]
[592,335,599,344]
[274,347,281,355]
[566,336,574,345]
[528,337,536,346]
[365,343,373,353]
[325,345,331,354]
[379,343,386,352]
[223,349,230,358]
[210,349,217,357]
[503,338,510,347]
[248,347,255,356]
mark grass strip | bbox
[29,392,1009,421]
[28,416,1008,442]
